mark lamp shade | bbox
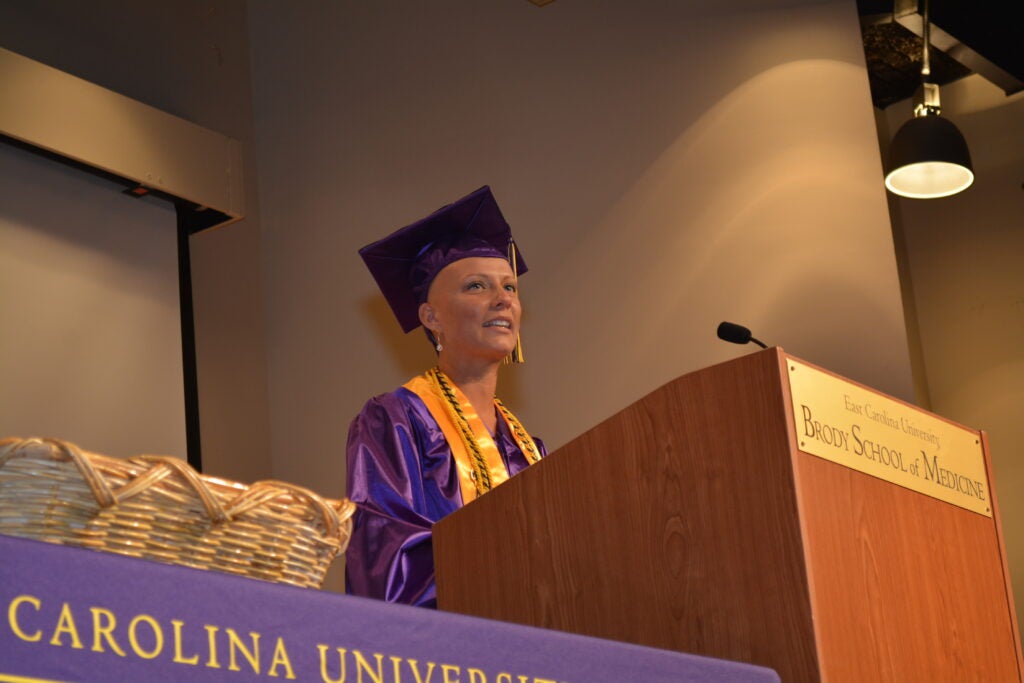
[885,114,974,199]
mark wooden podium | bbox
[434,348,1023,682]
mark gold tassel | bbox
[505,239,525,365]
[504,332,525,365]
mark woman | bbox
[346,186,546,607]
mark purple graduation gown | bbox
[345,386,545,608]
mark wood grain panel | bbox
[792,451,1019,681]
[437,349,821,681]
[435,348,1023,682]
[780,353,1023,682]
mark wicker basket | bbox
[0,437,355,589]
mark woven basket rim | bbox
[0,436,354,588]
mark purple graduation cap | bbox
[359,186,528,333]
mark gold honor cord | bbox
[404,368,541,505]
[495,398,541,465]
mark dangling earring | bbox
[436,340,443,352]
[434,330,443,353]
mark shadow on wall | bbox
[521,57,911,449]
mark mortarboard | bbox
[359,185,528,335]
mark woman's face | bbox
[419,257,521,363]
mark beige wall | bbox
[246,0,914,593]
[248,0,913,494]
[3,0,931,598]
[0,0,272,483]
[0,142,184,457]
[883,74,1024,636]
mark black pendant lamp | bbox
[884,0,973,199]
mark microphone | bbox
[717,321,768,349]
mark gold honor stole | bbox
[404,368,542,505]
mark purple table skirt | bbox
[0,534,779,683]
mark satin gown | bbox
[345,386,545,607]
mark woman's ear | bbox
[418,302,437,332]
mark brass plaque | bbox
[787,358,990,516]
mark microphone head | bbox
[717,321,752,345]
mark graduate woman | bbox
[346,186,545,607]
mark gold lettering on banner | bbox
[788,358,990,516]
[441,664,461,683]
[317,645,348,683]
[204,624,221,668]
[354,651,385,683]
[128,615,163,659]
[90,608,126,656]
[171,619,199,665]
[227,629,261,673]
[49,603,83,649]
[389,655,404,682]
[408,658,437,683]
[267,638,296,679]
[3,594,567,683]
[8,595,42,642]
